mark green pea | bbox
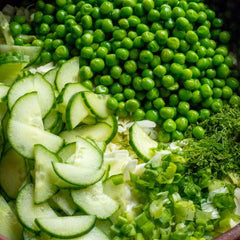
[145,110,159,122]
[186,50,199,63]
[79,66,93,80]
[123,88,135,99]
[55,45,69,60]
[211,98,223,112]
[229,95,240,107]
[139,50,153,63]
[153,98,165,109]
[160,5,172,20]
[128,16,141,27]
[113,29,127,41]
[175,117,188,132]
[155,30,168,45]
[82,80,93,90]
[100,75,113,86]
[133,109,145,121]
[163,119,176,133]
[186,9,198,22]
[161,48,174,62]
[100,1,113,15]
[179,89,192,101]
[136,23,149,35]
[148,9,160,22]
[162,75,175,88]
[125,99,140,112]
[175,17,190,30]
[107,97,119,111]
[167,37,180,50]
[200,84,213,98]
[95,85,109,94]
[186,110,199,123]
[198,109,211,121]
[192,126,205,139]
[10,22,22,36]
[116,102,128,118]
[173,53,185,64]
[146,88,159,100]
[172,130,184,140]
[114,93,125,102]
[110,82,123,94]
[153,65,167,78]
[217,64,229,79]
[213,88,222,98]
[213,78,225,88]
[191,90,203,104]
[185,30,199,44]
[119,73,132,85]
[180,69,193,80]
[160,107,175,119]
[141,77,155,90]
[41,51,52,63]
[158,130,171,143]
[177,101,189,115]
[169,94,179,106]
[90,58,105,72]
[226,77,239,90]
[55,24,66,38]
[222,86,233,99]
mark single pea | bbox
[107,97,119,111]
[124,60,137,74]
[110,82,123,94]
[226,77,239,90]
[99,75,113,86]
[175,117,188,132]
[9,22,22,36]
[198,109,211,121]
[71,24,83,38]
[206,69,216,79]
[79,66,93,81]
[55,24,66,38]
[175,17,190,30]
[196,25,209,38]
[132,76,143,91]
[95,85,109,94]
[200,84,213,98]
[155,30,168,45]
[185,30,199,44]
[136,23,149,35]
[125,99,140,112]
[153,65,167,78]
[212,17,223,28]
[217,64,230,79]
[33,11,43,23]
[121,38,133,50]
[21,23,32,34]
[82,80,93,90]
[177,101,190,115]
[133,109,145,121]
[172,6,185,19]
[159,107,175,119]
[166,37,180,50]
[119,73,132,85]
[213,88,222,98]
[123,88,135,99]
[169,63,183,76]
[160,5,172,20]
[161,48,174,62]
[162,75,175,88]
[128,16,141,27]
[110,66,122,79]
[172,130,184,140]
[215,46,228,57]
[36,0,45,10]
[212,54,224,66]
[186,9,198,22]
[120,6,133,18]
[189,67,200,79]
[222,86,233,99]
[105,54,119,67]
[141,77,155,90]
[186,110,199,123]
[142,0,154,11]
[114,93,125,102]
[180,68,193,80]
[158,129,171,143]
[224,56,233,67]
[229,95,240,107]
[90,58,105,72]
[102,18,114,33]
[139,50,153,64]
[146,88,159,100]
[179,89,192,101]
[113,29,127,41]
[197,46,207,58]
[172,28,186,39]
[93,29,105,43]
[219,31,231,44]
[186,50,199,63]
[191,90,203,104]
[141,31,155,43]
[153,98,165,109]
[179,39,190,52]
[173,53,185,64]
[150,55,161,68]
[213,78,225,88]
[14,37,24,46]
[119,18,129,29]
[164,18,175,29]
[192,126,205,139]
[116,102,128,118]
[201,96,213,108]
[196,58,210,71]
[100,1,113,15]
[163,119,176,133]
[142,69,153,78]
[41,51,52,63]
[145,110,159,122]
[211,98,223,112]
[44,3,55,15]
[81,46,94,59]
[183,79,195,90]
[148,9,160,22]
[133,36,144,48]
[169,94,179,106]
[55,45,69,60]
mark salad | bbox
[0,0,240,239]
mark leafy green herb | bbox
[184,106,240,177]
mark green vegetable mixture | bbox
[1,0,240,239]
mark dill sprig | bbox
[183,106,240,177]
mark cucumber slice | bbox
[51,190,77,216]
[7,120,64,159]
[0,83,9,102]
[53,162,105,187]
[10,92,44,129]
[16,184,57,233]
[44,67,58,87]
[8,73,55,117]
[35,215,96,238]
[34,145,59,204]
[81,92,112,119]
[0,148,28,199]
[71,182,119,219]
[60,122,114,144]
[0,44,42,66]
[99,116,118,143]
[74,227,110,240]
[0,194,23,240]
[0,61,28,86]
[58,137,103,169]
[129,122,158,162]
[55,57,80,92]
[66,92,89,130]
[82,115,97,125]
[43,109,61,131]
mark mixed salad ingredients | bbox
[0,0,240,239]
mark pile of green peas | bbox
[9,0,240,142]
